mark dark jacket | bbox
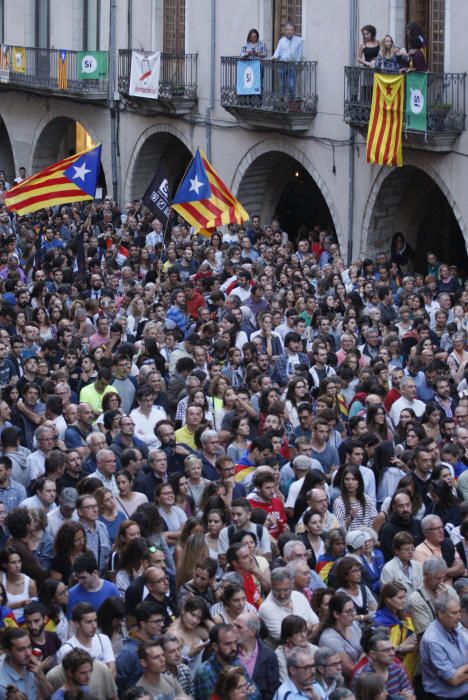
[116,637,142,694]
[379,514,423,562]
[252,639,280,700]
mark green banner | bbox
[405,72,427,132]
[77,51,108,79]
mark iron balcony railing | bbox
[0,46,109,98]
[344,66,466,134]
[118,50,197,100]
[220,57,317,114]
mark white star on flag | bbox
[72,162,91,182]
[189,175,204,195]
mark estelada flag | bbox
[4,144,102,215]
[57,49,68,90]
[366,73,404,167]
[172,148,249,234]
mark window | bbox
[83,0,101,51]
[406,0,445,73]
[163,0,185,54]
[35,0,49,48]
[273,0,302,48]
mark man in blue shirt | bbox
[273,646,317,700]
[67,552,119,619]
[0,628,53,700]
[420,591,468,699]
[272,22,304,99]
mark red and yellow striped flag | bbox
[171,148,248,234]
[366,73,404,167]
[57,50,68,90]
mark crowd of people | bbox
[0,161,465,700]
[357,22,427,73]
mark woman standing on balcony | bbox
[375,35,405,73]
[357,25,380,68]
[240,29,267,59]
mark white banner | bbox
[129,51,161,99]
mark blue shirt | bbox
[420,619,468,698]
[272,35,304,62]
[0,658,37,700]
[67,579,119,618]
[274,677,312,700]
[0,478,26,511]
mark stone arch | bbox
[0,117,15,183]
[232,139,342,242]
[125,124,193,203]
[361,163,468,270]
[31,116,107,195]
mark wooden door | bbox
[163,0,186,54]
[273,0,302,48]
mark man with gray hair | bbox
[47,487,78,537]
[283,540,326,592]
[259,567,318,643]
[234,612,279,700]
[312,647,344,699]
[91,448,118,495]
[420,591,468,699]
[273,646,319,700]
[199,429,222,480]
[389,376,426,426]
[408,556,454,636]
[414,515,464,582]
[26,425,56,480]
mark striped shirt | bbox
[333,495,378,530]
[353,660,413,697]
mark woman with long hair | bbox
[318,592,362,680]
[373,581,417,678]
[31,307,53,341]
[226,415,250,463]
[115,537,149,596]
[230,530,271,596]
[427,479,461,528]
[392,408,417,445]
[40,578,69,642]
[334,557,377,624]
[115,469,148,518]
[97,595,126,655]
[96,487,127,543]
[299,509,325,569]
[292,469,329,523]
[421,402,443,441]
[175,532,209,590]
[284,377,310,429]
[25,507,54,572]
[366,404,392,442]
[212,583,251,625]
[108,519,141,573]
[168,596,210,673]
[373,441,408,508]
[333,466,377,531]
[168,471,195,518]
[0,548,37,622]
[275,615,318,682]
[50,521,88,584]
[131,503,175,575]
[310,587,335,643]
[203,508,227,562]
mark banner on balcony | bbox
[366,73,404,167]
[77,51,108,80]
[0,45,10,83]
[12,46,25,73]
[405,72,427,132]
[236,59,261,95]
[129,51,161,99]
[57,50,68,90]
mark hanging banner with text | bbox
[405,72,428,132]
[129,51,161,99]
[236,59,261,95]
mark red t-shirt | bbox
[247,495,288,539]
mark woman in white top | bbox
[380,532,423,595]
[115,469,148,518]
[0,548,37,622]
[115,537,148,596]
[130,387,167,449]
[156,483,187,552]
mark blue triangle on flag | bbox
[63,145,101,198]
[172,149,211,204]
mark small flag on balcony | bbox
[171,148,249,234]
[142,161,171,227]
[12,46,25,73]
[405,72,427,132]
[366,73,404,167]
[4,143,102,215]
[77,51,108,79]
[57,50,68,90]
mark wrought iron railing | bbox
[220,57,317,114]
[0,46,109,97]
[118,50,197,100]
[344,66,466,134]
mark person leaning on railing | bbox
[240,28,267,59]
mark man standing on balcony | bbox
[272,22,303,99]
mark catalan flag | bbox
[366,72,404,167]
[4,144,102,215]
[57,49,68,90]
[171,148,249,234]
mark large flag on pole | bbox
[171,148,249,233]
[366,73,404,167]
[405,72,427,132]
[4,144,102,215]
[142,161,171,227]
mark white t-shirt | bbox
[259,590,318,642]
[57,633,115,664]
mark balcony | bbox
[344,66,466,153]
[220,57,317,132]
[118,51,197,115]
[0,46,108,101]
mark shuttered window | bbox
[163,0,185,54]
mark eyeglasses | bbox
[426,526,444,531]
[81,504,98,510]
[149,576,169,584]
[292,664,315,672]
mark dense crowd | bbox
[0,153,466,700]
